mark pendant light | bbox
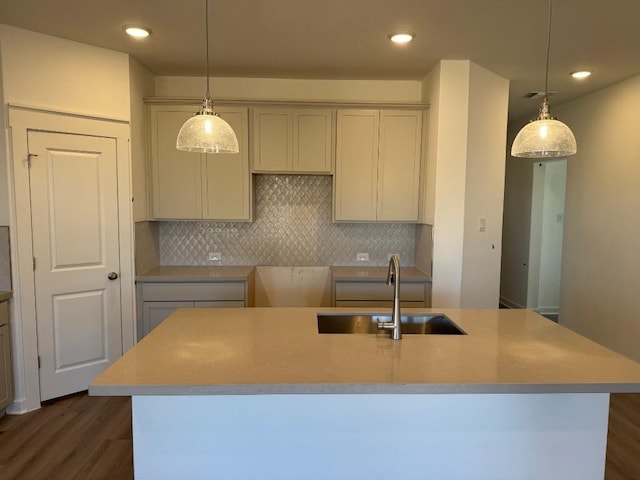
[511,0,577,158]
[176,0,239,153]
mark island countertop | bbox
[90,307,640,396]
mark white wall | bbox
[129,58,155,222]
[421,60,509,308]
[501,73,640,362]
[0,25,132,226]
[460,63,509,308]
[0,25,130,120]
[421,61,469,307]
[156,76,423,104]
[555,74,640,362]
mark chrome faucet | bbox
[378,254,402,340]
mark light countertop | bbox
[331,266,431,281]
[0,291,11,302]
[136,266,255,282]
[137,266,429,283]
[90,307,640,396]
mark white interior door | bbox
[28,131,123,401]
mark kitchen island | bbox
[90,307,640,479]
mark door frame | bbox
[6,105,135,413]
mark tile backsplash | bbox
[160,175,416,266]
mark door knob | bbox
[108,272,119,280]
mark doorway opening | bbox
[527,159,567,322]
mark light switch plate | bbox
[208,252,222,261]
[356,252,369,262]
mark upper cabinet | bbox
[252,107,333,174]
[148,104,252,221]
[334,109,423,222]
[147,101,424,224]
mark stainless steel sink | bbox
[317,313,466,335]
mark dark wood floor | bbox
[0,393,133,480]
[606,393,640,480]
[0,392,638,479]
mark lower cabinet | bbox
[333,280,431,308]
[0,301,13,412]
[137,282,251,340]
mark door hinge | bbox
[38,356,41,369]
[33,257,36,271]
[27,153,38,168]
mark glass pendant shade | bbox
[511,98,577,158]
[511,118,577,158]
[176,99,239,153]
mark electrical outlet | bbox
[356,252,369,262]
[208,252,222,261]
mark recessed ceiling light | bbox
[571,70,592,79]
[123,25,151,38]
[388,32,414,44]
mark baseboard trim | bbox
[6,397,33,415]
[499,296,524,309]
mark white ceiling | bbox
[1,0,639,121]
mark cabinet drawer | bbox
[335,300,427,308]
[141,282,246,302]
[335,282,425,302]
[195,301,246,308]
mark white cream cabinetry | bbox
[148,104,251,221]
[334,109,423,222]
[333,280,431,308]
[252,107,333,173]
[137,281,252,340]
[0,301,13,412]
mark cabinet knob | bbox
[108,272,119,280]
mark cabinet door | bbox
[252,108,293,172]
[334,110,379,221]
[293,109,333,173]
[142,301,193,337]
[0,322,13,410]
[203,107,252,221]
[194,301,246,308]
[150,106,203,219]
[377,110,422,221]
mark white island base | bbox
[133,392,609,480]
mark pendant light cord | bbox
[544,0,553,98]
[205,0,210,99]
